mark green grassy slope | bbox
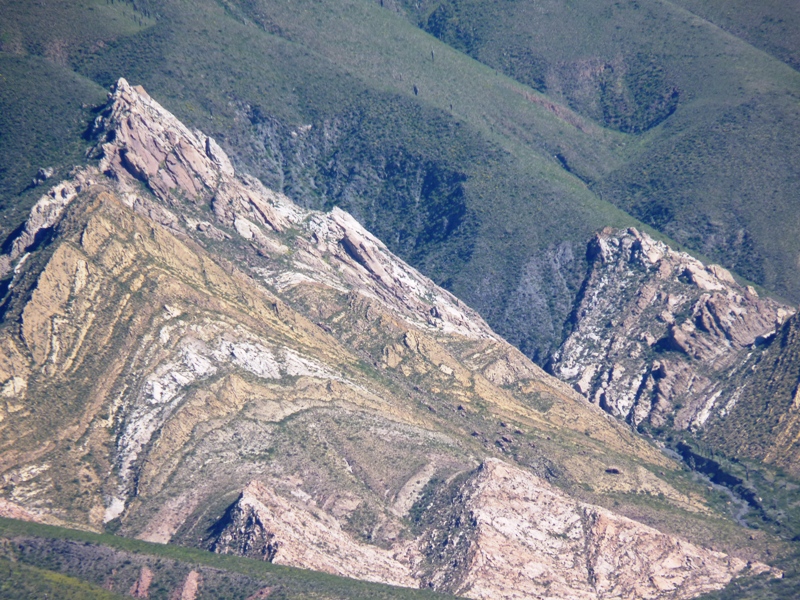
[0,0,152,240]
[0,55,106,241]
[2,0,799,360]
[0,517,454,599]
[669,0,800,72]
[0,558,126,600]
[696,566,800,600]
[0,0,648,361]
[398,0,800,303]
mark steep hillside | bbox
[702,313,800,476]
[3,1,800,366]
[0,0,148,232]
[668,0,800,71]
[398,0,800,304]
[547,227,800,478]
[0,54,107,233]
[5,0,799,366]
[0,0,645,362]
[0,79,780,599]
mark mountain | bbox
[3,0,798,368]
[0,78,781,599]
[396,0,800,304]
[547,227,800,568]
[0,0,641,364]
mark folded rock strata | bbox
[0,80,779,599]
[550,227,793,432]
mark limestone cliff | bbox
[0,80,779,599]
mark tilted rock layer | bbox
[550,227,793,432]
[0,80,777,598]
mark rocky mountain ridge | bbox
[550,227,793,433]
[0,79,781,598]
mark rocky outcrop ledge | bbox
[549,227,793,430]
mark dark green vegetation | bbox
[399,0,800,304]
[669,0,800,72]
[0,517,454,599]
[696,566,800,600]
[3,0,800,360]
[703,314,800,476]
[0,54,106,238]
[0,0,145,234]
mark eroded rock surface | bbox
[208,459,771,600]
[0,80,778,599]
[210,481,417,587]
[448,460,772,600]
[550,227,792,430]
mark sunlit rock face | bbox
[0,80,778,599]
[550,226,792,430]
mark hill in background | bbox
[397,0,800,303]
[2,0,798,364]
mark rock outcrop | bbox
[427,460,772,600]
[0,80,779,599]
[0,178,83,280]
[210,480,417,587]
[550,227,792,430]
[208,459,772,599]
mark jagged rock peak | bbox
[96,78,497,339]
[551,227,793,430]
[95,77,236,201]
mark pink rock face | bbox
[0,498,39,522]
[446,460,769,600]
[209,461,768,600]
[97,78,230,206]
[211,481,418,588]
[171,570,201,600]
[129,566,154,599]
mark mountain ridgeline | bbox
[3,0,800,365]
[0,79,784,600]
